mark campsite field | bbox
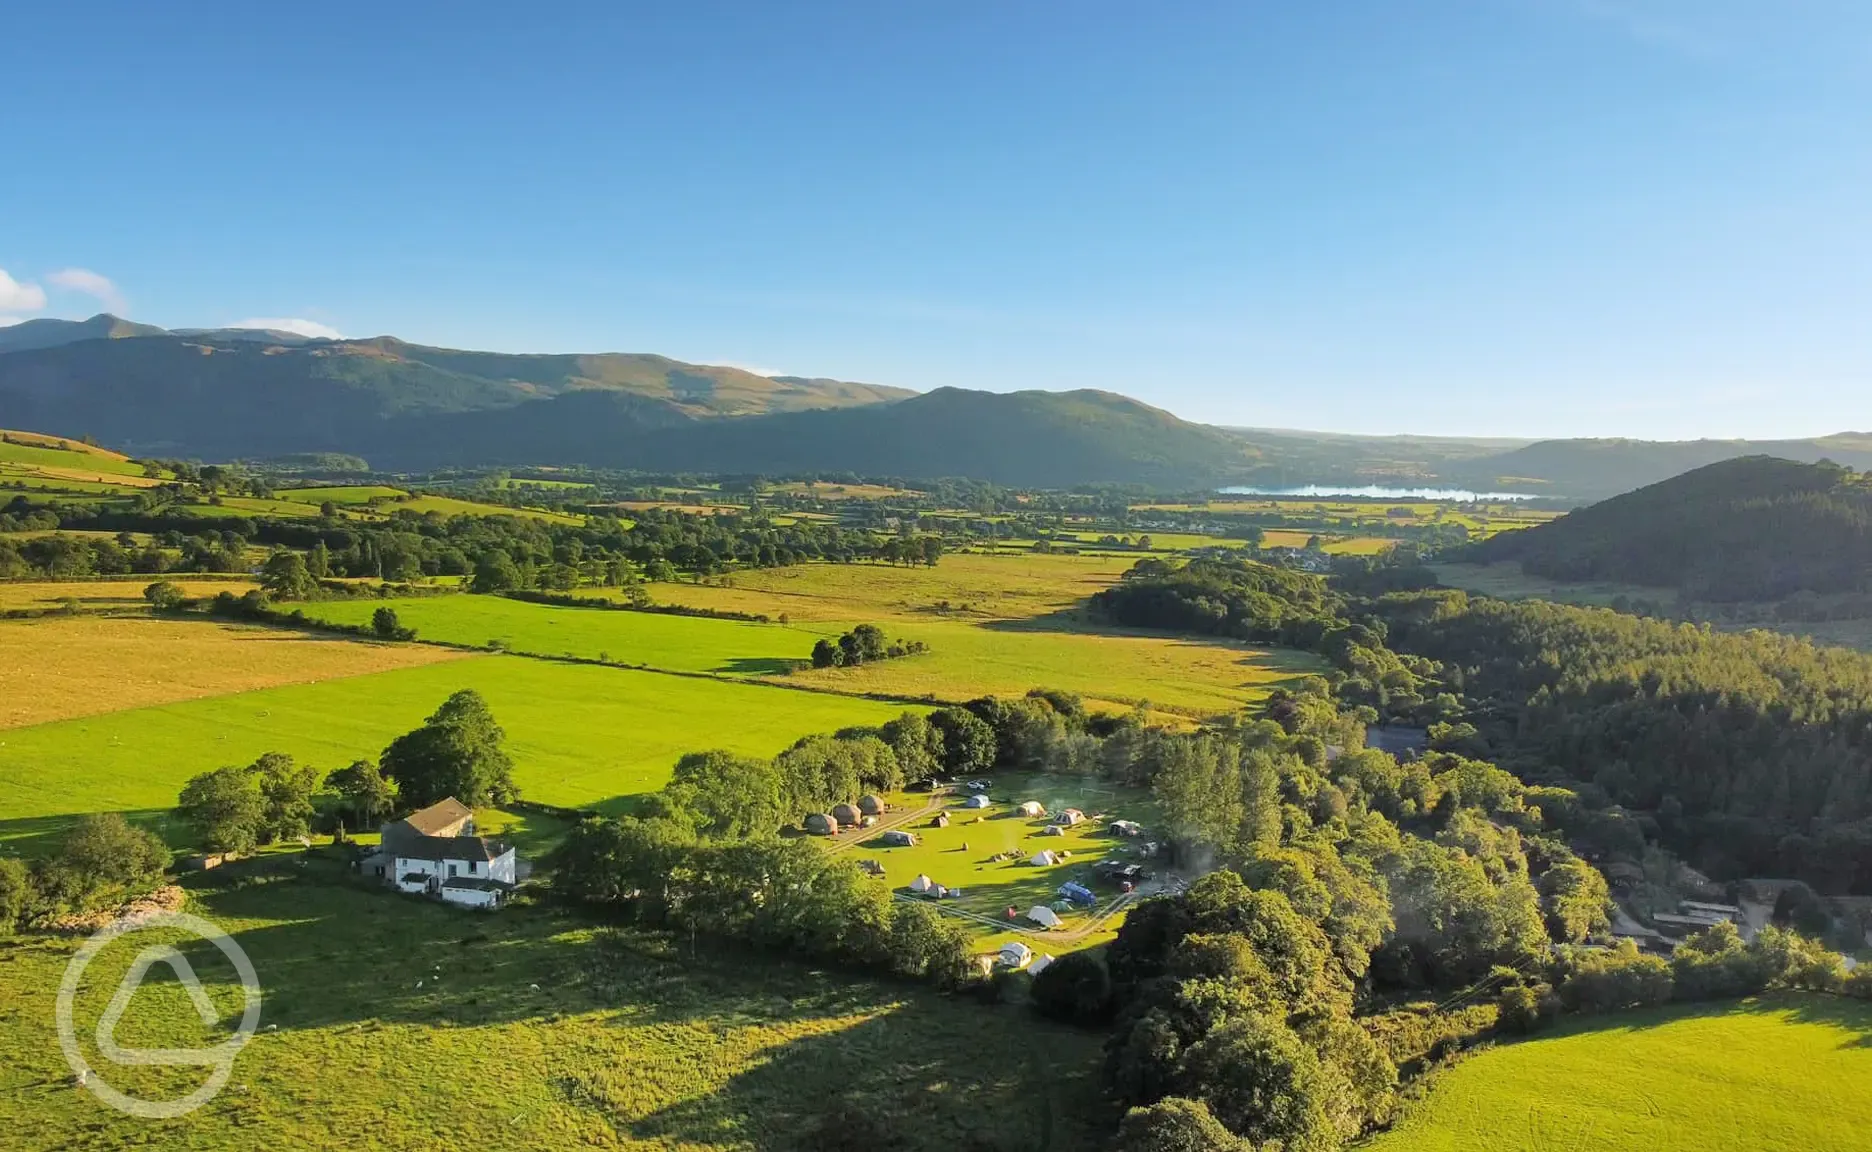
[289,594,827,675]
[0,652,919,850]
[0,874,1110,1152]
[0,615,470,730]
[840,773,1161,948]
[1365,996,1872,1152]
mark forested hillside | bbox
[1380,590,1872,893]
[1475,457,1872,600]
[1445,437,1872,500]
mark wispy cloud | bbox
[714,361,789,378]
[0,316,26,328]
[0,269,47,313]
[228,317,346,340]
[47,268,127,313]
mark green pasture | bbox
[394,493,586,525]
[0,436,147,477]
[0,876,1109,1151]
[0,655,918,849]
[273,485,408,505]
[1366,995,1872,1152]
[288,594,829,675]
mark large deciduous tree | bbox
[380,689,518,808]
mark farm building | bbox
[1031,850,1060,867]
[910,874,935,893]
[963,794,992,809]
[1017,801,1047,818]
[1027,905,1063,929]
[362,798,518,909]
[931,813,950,828]
[832,802,862,826]
[858,794,886,816]
[805,813,839,836]
[879,829,917,847]
[998,941,1033,968]
[1056,808,1086,826]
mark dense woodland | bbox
[1476,457,1872,600]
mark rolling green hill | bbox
[1474,456,1872,600]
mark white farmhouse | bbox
[360,798,519,909]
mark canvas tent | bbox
[1028,954,1055,977]
[1057,808,1086,826]
[1031,850,1060,866]
[1017,801,1047,818]
[1040,824,1064,836]
[805,813,838,836]
[1109,819,1143,837]
[858,794,886,816]
[932,813,950,828]
[909,874,935,894]
[998,941,1033,968]
[1027,905,1063,929]
[832,803,862,826]
[963,794,992,809]
[880,830,916,847]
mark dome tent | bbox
[1017,801,1047,818]
[805,813,838,836]
[858,794,886,816]
[998,941,1033,968]
[1031,850,1060,866]
[832,802,862,826]
[1027,905,1063,929]
[909,874,934,894]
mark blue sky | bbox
[2,1,1866,439]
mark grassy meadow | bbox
[0,576,257,613]
[290,594,826,675]
[0,652,918,850]
[1366,996,1872,1152]
[0,615,469,730]
[0,873,1109,1151]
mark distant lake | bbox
[1218,484,1537,501]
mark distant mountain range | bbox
[0,314,1866,492]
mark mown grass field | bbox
[1365,996,1872,1152]
[0,576,257,613]
[0,874,1109,1151]
[294,591,1315,716]
[289,594,826,675]
[395,493,587,525]
[0,650,918,847]
[790,617,1319,717]
[0,616,470,730]
[272,484,408,505]
[614,554,1145,624]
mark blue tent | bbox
[1058,881,1096,906]
[963,794,992,809]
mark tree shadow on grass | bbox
[1536,991,1872,1051]
[0,808,180,858]
[621,997,1113,1152]
[713,656,807,676]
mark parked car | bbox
[965,779,991,792]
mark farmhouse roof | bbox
[441,876,514,892]
[401,797,474,837]
[393,834,508,864]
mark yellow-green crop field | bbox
[1366,996,1872,1152]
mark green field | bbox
[0,875,1109,1151]
[395,494,586,525]
[1367,996,1872,1152]
[0,654,919,848]
[292,592,1315,717]
[290,594,827,674]
[273,484,409,505]
[0,434,148,477]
